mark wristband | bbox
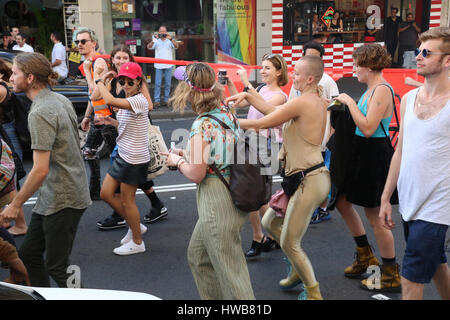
[95,79,103,85]
[243,83,254,92]
[176,158,186,169]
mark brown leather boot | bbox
[344,246,379,278]
[360,263,401,293]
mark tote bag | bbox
[147,123,169,180]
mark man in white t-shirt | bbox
[289,41,338,224]
[12,33,34,53]
[50,31,68,80]
[147,25,179,107]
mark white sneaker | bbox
[113,240,146,256]
[120,224,148,245]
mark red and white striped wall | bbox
[271,0,443,69]
[429,0,443,28]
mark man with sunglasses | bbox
[380,27,450,300]
[75,27,116,201]
[398,13,421,68]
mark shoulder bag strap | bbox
[373,83,396,141]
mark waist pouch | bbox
[281,162,325,197]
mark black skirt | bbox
[344,135,398,208]
[108,154,149,186]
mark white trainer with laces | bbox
[120,224,148,245]
[113,240,146,256]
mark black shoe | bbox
[245,236,268,258]
[97,214,126,230]
[261,237,278,252]
[144,206,168,223]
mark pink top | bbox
[247,85,287,143]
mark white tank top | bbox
[397,88,450,225]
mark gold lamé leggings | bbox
[262,169,331,287]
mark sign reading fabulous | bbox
[216,0,256,65]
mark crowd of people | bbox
[0,24,448,301]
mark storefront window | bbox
[110,0,214,77]
[284,0,390,45]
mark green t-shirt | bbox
[28,89,91,215]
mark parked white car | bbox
[0,281,160,300]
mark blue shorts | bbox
[402,219,448,284]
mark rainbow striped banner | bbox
[216,0,256,65]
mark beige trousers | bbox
[262,170,331,287]
[187,176,255,300]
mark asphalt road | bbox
[1,118,448,301]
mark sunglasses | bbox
[262,53,281,60]
[415,48,450,58]
[74,39,92,45]
[118,79,135,86]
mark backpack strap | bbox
[256,83,266,92]
[199,113,231,130]
[198,113,232,190]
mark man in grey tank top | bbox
[379,27,450,300]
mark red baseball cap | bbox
[118,62,142,79]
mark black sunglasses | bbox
[74,39,92,45]
[118,79,135,86]
[415,48,450,58]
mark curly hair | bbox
[169,63,224,114]
[352,44,391,71]
[0,59,12,81]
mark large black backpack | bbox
[200,112,272,212]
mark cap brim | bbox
[118,72,140,79]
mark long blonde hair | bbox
[169,63,224,114]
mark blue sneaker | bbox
[310,208,331,224]
[279,256,302,290]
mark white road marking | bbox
[23,176,282,206]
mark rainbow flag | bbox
[216,0,256,65]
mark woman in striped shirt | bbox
[94,62,150,256]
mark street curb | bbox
[150,107,250,120]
